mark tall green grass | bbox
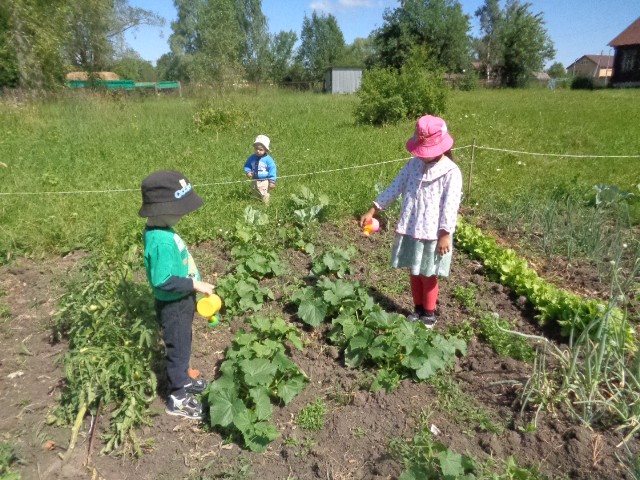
[1,88,639,259]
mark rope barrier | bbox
[475,145,640,159]
[1,142,638,197]
[0,146,472,196]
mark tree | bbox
[169,0,244,82]
[474,0,502,81]
[372,0,471,73]
[268,30,297,83]
[546,62,566,79]
[64,0,163,72]
[296,12,346,81]
[236,0,270,82]
[473,0,554,87]
[342,37,375,68]
[500,0,555,87]
[0,0,67,88]
[111,50,156,81]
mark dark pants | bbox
[155,293,195,398]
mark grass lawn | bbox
[1,87,639,259]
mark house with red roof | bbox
[609,16,640,87]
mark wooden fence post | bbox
[467,137,476,203]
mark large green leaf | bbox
[323,281,354,306]
[298,299,327,327]
[368,335,393,360]
[286,330,304,350]
[344,346,367,368]
[415,347,446,380]
[241,358,278,386]
[250,315,272,333]
[249,386,272,421]
[243,422,280,453]
[438,450,466,478]
[277,374,306,404]
[209,388,246,427]
[334,314,360,339]
[349,329,376,351]
[271,350,298,374]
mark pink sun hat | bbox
[405,115,454,159]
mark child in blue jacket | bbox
[244,134,277,204]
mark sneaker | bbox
[166,394,203,420]
[420,314,437,329]
[407,307,425,322]
[184,379,208,395]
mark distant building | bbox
[324,67,362,94]
[609,16,640,87]
[566,55,613,80]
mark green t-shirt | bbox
[143,227,200,301]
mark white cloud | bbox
[338,0,375,7]
[310,0,333,13]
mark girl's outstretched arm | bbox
[374,160,412,211]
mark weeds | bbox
[430,375,504,434]
[390,411,548,479]
[452,284,478,310]
[479,313,536,362]
[0,442,20,479]
[52,246,160,456]
[297,398,327,431]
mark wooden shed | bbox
[609,16,640,87]
[324,67,362,94]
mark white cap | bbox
[253,134,270,152]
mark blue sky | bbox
[125,0,639,68]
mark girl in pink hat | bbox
[360,115,463,328]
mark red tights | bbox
[410,275,438,313]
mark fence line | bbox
[0,146,473,196]
[475,145,640,159]
[1,142,639,197]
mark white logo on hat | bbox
[175,180,192,199]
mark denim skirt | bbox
[390,234,453,277]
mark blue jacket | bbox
[244,154,277,183]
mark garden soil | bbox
[0,222,636,480]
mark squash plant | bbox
[291,278,466,392]
[206,316,306,452]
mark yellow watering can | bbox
[197,294,222,327]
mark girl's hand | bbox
[268,182,276,189]
[247,172,253,178]
[437,232,451,255]
[193,280,214,295]
[360,207,376,227]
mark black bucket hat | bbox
[139,170,203,218]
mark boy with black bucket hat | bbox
[140,170,215,420]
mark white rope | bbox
[0,145,473,196]
[4,142,639,197]
[475,145,640,159]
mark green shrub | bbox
[398,65,448,118]
[354,68,407,125]
[354,66,448,125]
[570,76,594,90]
[456,69,480,91]
[193,100,247,131]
